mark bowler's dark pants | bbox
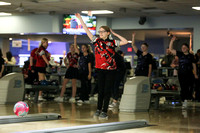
[79,72,90,101]
[194,79,200,101]
[97,69,116,113]
[178,72,194,101]
[112,70,125,101]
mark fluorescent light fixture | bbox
[0,1,11,6]
[192,7,200,10]
[81,10,114,14]
[0,12,12,16]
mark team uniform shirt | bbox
[35,46,50,68]
[79,52,91,74]
[67,52,79,68]
[29,48,38,70]
[135,50,153,76]
[91,36,120,70]
[176,51,195,74]
[0,57,4,72]
[89,53,95,69]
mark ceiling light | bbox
[81,10,114,15]
[9,38,12,40]
[128,41,132,43]
[20,33,24,35]
[0,1,11,6]
[0,12,12,16]
[192,7,200,10]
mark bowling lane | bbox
[1,101,200,132]
[0,102,124,132]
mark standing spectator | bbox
[54,35,79,103]
[75,43,92,103]
[151,53,159,70]
[24,48,39,84]
[132,33,153,77]
[170,56,179,76]
[0,49,5,78]
[194,49,200,101]
[35,38,51,101]
[169,36,198,107]
[88,45,95,69]
[75,13,128,119]
[87,44,95,96]
[161,48,175,67]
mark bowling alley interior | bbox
[0,0,200,133]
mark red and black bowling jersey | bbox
[29,48,38,70]
[35,46,50,68]
[67,52,79,68]
[92,36,120,70]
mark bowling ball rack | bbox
[24,84,61,103]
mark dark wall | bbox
[172,38,190,52]
[120,38,165,56]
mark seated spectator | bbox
[161,48,174,67]
[4,51,16,65]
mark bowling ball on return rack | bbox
[40,80,49,85]
[50,80,59,86]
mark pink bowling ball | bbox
[13,101,29,117]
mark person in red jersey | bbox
[75,13,128,119]
[35,38,51,101]
[24,48,39,84]
[54,35,79,103]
